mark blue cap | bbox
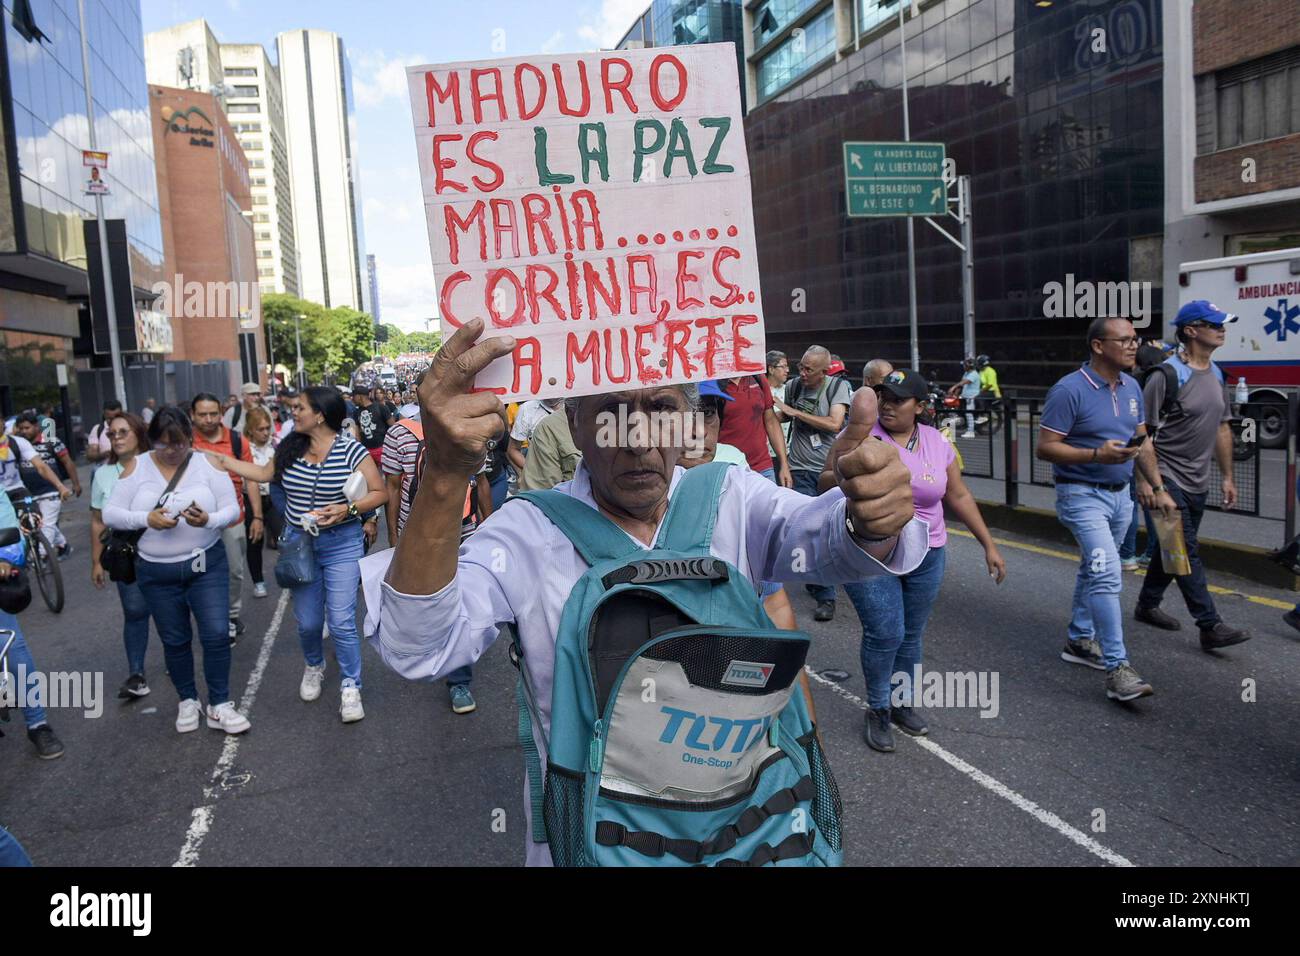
[697,380,734,402]
[1174,299,1237,327]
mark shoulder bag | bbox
[274,438,337,589]
[100,453,193,584]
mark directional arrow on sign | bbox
[851,154,863,171]
[930,185,943,206]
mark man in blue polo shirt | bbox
[1036,317,1175,702]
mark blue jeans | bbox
[791,468,835,605]
[1055,484,1131,670]
[1120,477,1140,561]
[1137,479,1219,629]
[758,467,775,482]
[0,610,47,728]
[287,521,365,687]
[137,542,232,705]
[489,469,509,512]
[0,826,32,866]
[844,547,946,710]
[117,581,152,675]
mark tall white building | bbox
[276,29,367,312]
[220,43,299,298]
[144,18,224,95]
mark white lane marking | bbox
[174,590,290,868]
[804,667,1136,868]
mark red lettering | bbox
[425,71,462,126]
[600,57,637,114]
[470,68,506,123]
[634,323,662,384]
[432,134,467,194]
[730,315,763,372]
[552,61,591,117]
[512,338,543,395]
[485,269,525,327]
[521,194,558,256]
[489,199,519,260]
[571,190,604,251]
[694,316,726,377]
[649,54,687,111]
[438,272,471,327]
[443,202,485,265]
[709,246,743,308]
[627,254,659,316]
[603,328,632,384]
[583,258,622,318]
[524,264,566,322]
[564,257,583,321]
[664,321,695,378]
[466,131,503,191]
[675,250,705,310]
[566,331,601,389]
[514,63,547,119]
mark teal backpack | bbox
[510,461,843,867]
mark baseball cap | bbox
[240,382,263,395]
[827,358,846,376]
[697,380,735,402]
[1174,300,1237,327]
[875,369,928,401]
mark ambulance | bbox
[1178,247,1300,448]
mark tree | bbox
[262,294,375,385]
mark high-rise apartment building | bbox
[275,29,367,312]
[220,42,299,297]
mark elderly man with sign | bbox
[362,318,928,867]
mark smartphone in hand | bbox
[1125,434,1147,449]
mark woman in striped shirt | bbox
[212,387,387,723]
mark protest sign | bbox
[406,43,764,401]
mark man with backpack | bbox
[362,318,926,866]
[773,345,854,621]
[1132,301,1249,651]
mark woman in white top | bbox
[89,413,156,700]
[103,406,250,735]
[213,387,387,723]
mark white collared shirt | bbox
[361,462,929,865]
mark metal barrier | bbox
[945,397,998,479]
[961,395,1299,549]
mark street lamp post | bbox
[897,0,921,373]
[77,0,126,410]
[294,313,305,388]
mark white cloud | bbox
[353,51,429,108]
[540,30,566,54]
[364,196,415,226]
[373,262,441,330]
[575,0,650,50]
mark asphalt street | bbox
[2,473,1297,867]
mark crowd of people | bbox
[0,301,1274,865]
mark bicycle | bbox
[5,490,63,614]
[0,628,14,734]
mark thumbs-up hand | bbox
[818,387,915,542]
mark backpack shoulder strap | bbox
[658,461,731,554]
[512,489,641,566]
[230,428,243,462]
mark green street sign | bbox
[843,141,947,217]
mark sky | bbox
[141,0,652,331]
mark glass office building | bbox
[745,0,1165,387]
[3,0,163,286]
[618,1,747,108]
[0,0,163,422]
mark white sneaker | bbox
[176,698,202,733]
[300,663,326,702]
[961,431,975,438]
[205,701,251,734]
[253,582,268,598]
[340,684,364,723]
